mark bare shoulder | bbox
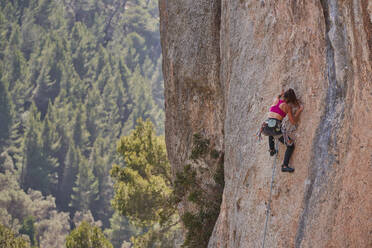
[280,101,290,112]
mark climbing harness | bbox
[257,118,295,146]
[261,139,278,248]
[257,118,282,140]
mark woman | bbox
[262,88,303,173]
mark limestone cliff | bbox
[160,0,372,247]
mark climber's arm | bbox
[287,104,304,125]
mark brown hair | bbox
[283,88,299,106]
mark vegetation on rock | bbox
[174,133,224,248]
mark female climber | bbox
[261,88,303,173]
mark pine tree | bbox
[46,103,70,206]
[88,138,114,228]
[34,0,54,28]
[111,119,179,246]
[21,105,42,192]
[123,33,144,72]
[21,105,58,195]
[70,149,98,212]
[8,48,26,92]
[39,113,60,194]
[0,76,13,148]
[70,22,95,79]
[97,74,122,139]
[85,86,101,145]
[8,121,25,174]
[32,64,55,117]
[104,212,140,248]
[122,67,156,134]
[59,140,79,211]
[66,221,113,248]
[71,106,89,152]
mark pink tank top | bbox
[270,99,287,118]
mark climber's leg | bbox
[269,136,275,150]
[283,143,294,167]
[279,136,295,172]
[268,136,276,156]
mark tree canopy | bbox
[65,221,113,248]
[111,119,180,247]
[0,0,166,247]
[0,224,30,248]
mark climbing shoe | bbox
[269,149,277,156]
[281,164,295,173]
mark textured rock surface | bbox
[160,0,372,247]
[159,0,224,220]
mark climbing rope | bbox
[261,139,279,248]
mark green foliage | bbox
[213,156,225,189]
[88,139,115,227]
[111,119,172,225]
[0,76,13,148]
[70,151,98,212]
[173,164,197,204]
[111,119,180,247]
[0,171,70,248]
[59,141,79,211]
[130,221,181,248]
[19,216,37,246]
[173,134,224,248]
[181,209,219,248]
[190,133,210,160]
[210,149,220,159]
[1,0,165,245]
[175,168,222,247]
[0,224,30,248]
[21,105,59,196]
[104,212,140,248]
[66,221,113,248]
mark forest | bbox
[0,0,179,247]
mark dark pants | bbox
[269,135,294,166]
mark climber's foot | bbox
[281,164,295,173]
[269,149,277,156]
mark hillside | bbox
[0,0,164,247]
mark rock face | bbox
[160,0,372,247]
[159,0,224,211]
